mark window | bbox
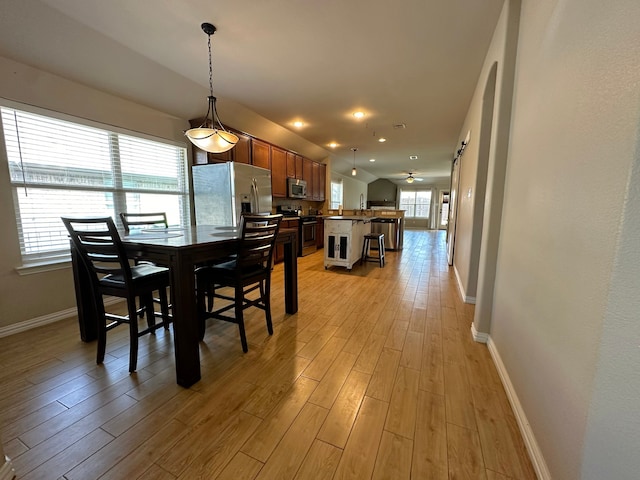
[1,103,190,265]
[330,179,343,210]
[399,189,432,218]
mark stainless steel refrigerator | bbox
[192,162,272,226]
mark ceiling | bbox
[0,0,505,184]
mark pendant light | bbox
[185,23,238,154]
[351,147,358,176]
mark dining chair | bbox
[119,212,168,233]
[195,214,282,352]
[62,216,171,372]
[119,211,172,316]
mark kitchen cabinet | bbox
[312,162,320,200]
[251,138,271,170]
[286,151,297,178]
[324,217,371,270]
[274,218,299,264]
[295,155,304,180]
[271,146,287,197]
[233,132,251,164]
[303,157,314,198]
[317,163,326,201]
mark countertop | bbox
[323,215,377,222]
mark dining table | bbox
[70,224,298,387]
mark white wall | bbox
[472,0,640,478]
[330,172,368,210]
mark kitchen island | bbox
[323,216,374,270]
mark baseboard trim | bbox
[0,297,122,339]
[453,265,477,304]
[470,322,489,343]
[0,456,15,480]
[487,337,551,480]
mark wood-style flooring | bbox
[0,229,537,479]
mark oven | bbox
[300,216,318,256]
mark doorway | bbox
[438,190,450,230]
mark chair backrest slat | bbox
[62,217,132,285]
[119,212,168,233]
[237,214,282,272]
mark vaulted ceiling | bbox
[0,0,505,183]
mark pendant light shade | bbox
[185,23,238,154]
[351,147,358,176]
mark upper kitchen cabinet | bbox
[302,157,314,197]
[233,132,251,164]
[295,155,304,180]
[251,138,271,170]
[286,151,296,178]
[316,163,326,201]
[271,146,287,197]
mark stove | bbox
[276,207,317,256]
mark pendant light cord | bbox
[207,34,214,98]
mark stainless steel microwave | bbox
[287,178,307,199]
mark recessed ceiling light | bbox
[409,155,418,160]
[369,158,376,162]
[293,121,304,128]
[329,142,338,148]
[353,111,365,119]
[378,137,386,143]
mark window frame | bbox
[0,100,190,269]
[399,188,433,219]
[330,179,344,210]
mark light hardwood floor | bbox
[0,229,537,480]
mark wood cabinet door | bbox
[252,139,271,170]
[312,162,320,200]
[271,146,287,197]
[317,163,326,201]
[232,133,251,164]
[295,155,304,179]
[303,157,314,198]
[286,151,296,178]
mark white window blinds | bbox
[1,105,190,264]
[399,189,432,218]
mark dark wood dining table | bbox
[71,224,298,387]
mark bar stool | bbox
[361,233,385,267]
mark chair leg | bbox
[235,284,248,353]
[95,293,107,365]
[263,278,274,335]
[158,287,170,330]
[142,293,156,332]
[360,237,368,265]
[127,297,139,372]
[196,279,207,341]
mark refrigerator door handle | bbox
[252,178,259,213]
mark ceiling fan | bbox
[405,172,423,184]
